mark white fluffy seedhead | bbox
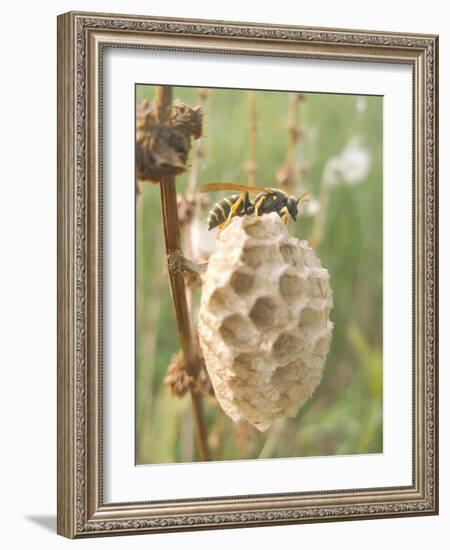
[198,213,333,431]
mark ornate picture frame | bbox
[57,11,438,538]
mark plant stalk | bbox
[155,86,209,461]
[247,91,257,186]
[283,93,301,193]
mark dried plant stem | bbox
[185,89,208,321]
[281,93,301,193]
[186,140,200,197]
[247,91,257,186]
[155,86,209,461]
[286,94,299,190]
[187,89,207,196]
[258,419,286,459]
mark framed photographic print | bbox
[57,11,439,538]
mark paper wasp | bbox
[199,182,309,231]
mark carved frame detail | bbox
[57,11,438,538]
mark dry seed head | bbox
[198,213,333,432]
[164,351,195,398]
[136,100,203,183]
[165,340,213,398]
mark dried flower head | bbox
[164,338,213,398]
[172,101,203,140]
[164,351,195,398]
[136,100,203,183]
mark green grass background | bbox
[136,85,383,464]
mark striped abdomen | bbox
[207,194,245,230]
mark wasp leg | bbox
[280,206,289,225]
[254,195,266,218]
[219,193,245,231]
[243,192,253,215]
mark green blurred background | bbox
[136,85,383,464]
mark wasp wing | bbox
[199,182,270,194]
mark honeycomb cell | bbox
[271,360,302,391]
[272,332,305,363]
[220,314,257,348]
[249,296,279,330]
[279,243,302,267]
[208,288,229,314]
[242,243,275,268]
[244,221,269,239]
[298,306,325,328]
[279,272,305,300]
[230,270,255,295]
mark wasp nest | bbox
[198,213,333,431]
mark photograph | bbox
[56,10,438,538]
[135,84,383,465]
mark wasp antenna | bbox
[297,191,310,204]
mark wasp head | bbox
[287,196,299,221]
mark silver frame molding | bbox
[57,11,439,538]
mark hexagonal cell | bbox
[220,314,257,348]
[230,270,255,296]
[208,288,230,314]
[270,360,302,391]
[279,272,305,300]
[250,296,281,330]
[233,394,265,417]
[244,221,269,240]
[234,352,255,368]
[234,353,271,376]
[298,306,326,328]
[232,362,262,387]
[242,244,275,268]
[272,332,305,363]
[279,243,302,267]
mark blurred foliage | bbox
[135,85,383,464]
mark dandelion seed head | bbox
[356,97,367,114]
[322,137,371,187]
[339,138,371,184]
[306,199,321,216]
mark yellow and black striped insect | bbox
[199,182,309,231]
